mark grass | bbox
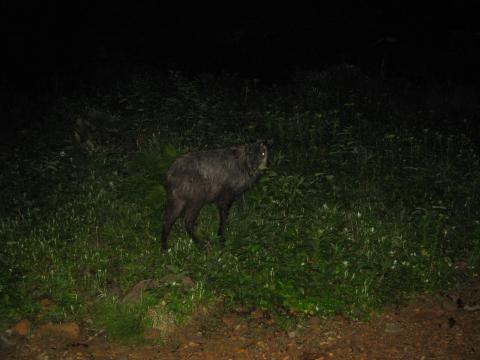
[1,66,479,342]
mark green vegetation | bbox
[1,66,479,342]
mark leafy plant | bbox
[1,66,479,342]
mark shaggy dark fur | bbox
[161,141,269,250]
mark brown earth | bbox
[2,282,479,360]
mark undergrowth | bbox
[1,66,479,342]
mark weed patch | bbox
[1,67,479,341]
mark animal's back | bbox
[165,149,230,202]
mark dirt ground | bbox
[2,281,479,360]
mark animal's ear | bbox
[257,139,273,147]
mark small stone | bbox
[288,331,296,338]
[13,319,31,336]
[35,322,80,340]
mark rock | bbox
[35,322,80,340]
[384,322,402,334]
[13,319,31,336]
[288,331,296,338]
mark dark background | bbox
[1,2,480,140]
[2,3,479,88]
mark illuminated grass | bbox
[1,67,479,339]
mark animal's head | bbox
[231,140,271,174]
[247,140,270,172]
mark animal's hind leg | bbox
[217,197,234,243]
[183,202,203,246]
[161,195,185,251]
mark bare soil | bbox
[3,281,479,360]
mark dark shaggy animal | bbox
[161,141,269,250]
